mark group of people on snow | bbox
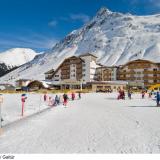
[117,88,160,107]
[43,92,81,107]
[117,89,125,100]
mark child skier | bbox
[142,91,145,99]
[71,92,75,101]
[63,94,68,106]
[54,95,59,106]
[44,93,47,102]
[128,90,132,99]
[78,92,81,99]
[48,97,54,106]
[156,91,160,107]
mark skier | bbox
[156,91,160,107]
[54,95,59,106]
[148,92,152,98]
[71,92,75,101]
[122,90,125,100]
[63,94,68,106]
[117,90,121,100]
[48,97,54,106]
[142,90,145,99]
[78,92,81,99]
[128,90,132,99]
[44,93,47,102]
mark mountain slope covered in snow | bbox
[0,48,37,67]
[1,7,160,82]
[0,48,37,78]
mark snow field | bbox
[0,92,160,153]
[2,93,64,126]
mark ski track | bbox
[0,93,160,153]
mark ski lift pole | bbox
[21,94,27,117]
[21,99,24,117]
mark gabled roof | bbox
[79,53,97,58]
[123,59,156,66]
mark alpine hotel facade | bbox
[45,53,160,90]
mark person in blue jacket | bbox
[54,95,60,106]
[156,91,160,107]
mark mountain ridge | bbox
[1,7,160,83]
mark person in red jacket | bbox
[71,92,75,101]
[63,94,68,106]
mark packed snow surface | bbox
[1,7,160,83]
[0,92,160,153]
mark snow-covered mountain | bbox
[0,48,37,78]
[0,48,37,67]
[1,7,160,83]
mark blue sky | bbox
[0,0,160,52]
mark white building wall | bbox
[111,68,117,81]
[81,55,101,83]
[81,56,92,83]
[90,61,98,81]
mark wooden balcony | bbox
[118,71,136,75]
[143,70,160,74]
[143,76,160,80]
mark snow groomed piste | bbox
[0,92,160,153]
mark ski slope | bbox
[0,92,160,153]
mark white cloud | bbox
[70,13,90,23]
[48,20,58,27]
[60,13,90,24]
